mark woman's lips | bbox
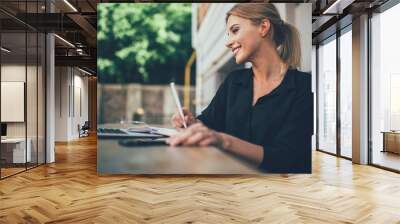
[232,46,241,56]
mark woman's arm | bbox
[167,123,264,166]
[167,91,313,173]
[259,92,313,173]
[217,132,264,166]
[171,75,229,131]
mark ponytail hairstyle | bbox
[226,3,301,69]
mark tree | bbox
[97,3,193,84]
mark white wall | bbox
[54,67,89,141]
[1,63,46,164]
[1,65,26,138]
[55,67,68,141]
[1,65,41,137]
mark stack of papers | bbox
[127,126,152,133]
[149,127,178,137]
[126,126,178,137]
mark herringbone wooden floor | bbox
[1,135,400,224]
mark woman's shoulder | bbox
[224,68,252,85]
[289,69,311,94]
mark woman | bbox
[168,3,313,173]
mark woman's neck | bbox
[250,43,287,82]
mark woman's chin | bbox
[234,56,245,64]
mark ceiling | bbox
[0,0,393,75]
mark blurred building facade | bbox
[98,84,195,125]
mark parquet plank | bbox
[0,135,399,223]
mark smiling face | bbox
[225,15,268,64]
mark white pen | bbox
[170,82,187,128]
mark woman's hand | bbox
[171,108,197,130]
[167,123,224,147]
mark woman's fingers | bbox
[168,123,217,147]
[168,124,202,145]
[171,114,179,124]
[172,113,185,129]
[182,108,193,120]
[172,108,195,129]
[184,115,189,125]
[182,108,192,116]
[189,122,208,131]
[171,107,201,129]
[168,129,192,146]
[198,137,215,146]
[183,131,208,146]
[182,108,196,125]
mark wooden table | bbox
[97,138,260,174]
[381,131,400,154]
[1,138,31,164]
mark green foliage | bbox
[97,3,193,84]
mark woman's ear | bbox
[259,19,271,38]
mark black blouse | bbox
[197,68,313,173]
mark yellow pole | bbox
[184,51,196,109]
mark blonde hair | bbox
[226,3,301,69]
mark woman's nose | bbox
[225,38,233,48]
